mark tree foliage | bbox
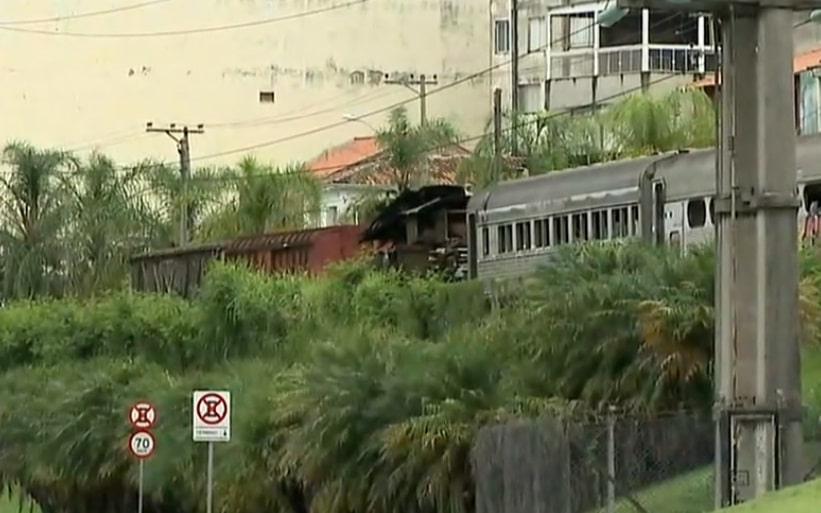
[2,242,821,513]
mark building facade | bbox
[0,0,493,167]
[490,0,716,113]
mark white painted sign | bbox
[129,431,156,459]
[192,390,231,442]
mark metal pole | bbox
[137,459,144,513]
[606,407,615,513]
[510,0,519,155]
[206,441,214,513]
[715,4,803,505]
[493,87,503,183]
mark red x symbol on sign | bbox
[196,393,227,425]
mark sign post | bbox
[193,391,231,513]
[128,401,157,513]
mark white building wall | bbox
[0,0,492,168]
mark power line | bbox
[185,13,688,163]
[0,0,366,38]
[0,0,169,25]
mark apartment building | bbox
[490,0,716,113]
[0,0,493,167]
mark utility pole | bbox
[145,122,205,246]
[608,0,816,506]
[510,0,520,155]
[383,73,438,125]
[713,7,804,505]
[492,88,503,183]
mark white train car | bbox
[466,133,821,282]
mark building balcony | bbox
[547,44,718,80]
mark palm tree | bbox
[0,141,77,299]
[62,153,157,295]
[604,87,715,156]
[197,156,322,240]
[142,162,223,246]
[376,107,460,190]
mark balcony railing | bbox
[547,44,717,80]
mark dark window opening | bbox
[259,91,275,103]
[600,11,641,47]
[649,11,698,45]
[687,198,707,228]
[804,183,821,213]
[613,207,630,238]
[571,213,589,241]
[497,224,513,254]
[591,210,609,240]
[515,221,532,251]
[631,205,640,235]
[534,218,550,247]
[554,216,569,244]
[481,227,490,256]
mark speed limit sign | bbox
[128,430,156,459]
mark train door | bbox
[666,201,685,253]
[638,171,666,245]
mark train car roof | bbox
[469,133,821,213]
[467,154,662,212]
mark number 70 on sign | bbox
[129,431,156,459]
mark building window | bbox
[528,16,546,53]
[259,91,275,103]
[495,19,511,54]
[326,206,338,226]
[568,14,594,49]
[517,83,543,113]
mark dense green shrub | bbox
[3,241,821,513]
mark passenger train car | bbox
[465,133,821,282]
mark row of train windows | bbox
[481,205,641,256]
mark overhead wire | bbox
[0,0,169,25]
[0,0,366,38]
[183,11,690,164]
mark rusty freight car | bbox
[130,225,365,298]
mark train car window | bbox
[515,221,532,251]
[481,227,490,256]
[708,198,715,225]
[571,213,589,241]
[687,198,707,228]
[497,224,514,253]
[591,210,609,240]
[534,219,550,247]
[612,207,629,238]
[553,216,569,244]
[630,205,640,235]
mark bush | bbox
[4,241,821,513]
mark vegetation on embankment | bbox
[2,242,821,513]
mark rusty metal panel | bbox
[129,244,223,297]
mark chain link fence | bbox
[473,410,714,513]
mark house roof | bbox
[691,46,821,88]
[308,135,470,186]
[306,136,382,180]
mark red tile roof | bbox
[307,136,470,186]
[692,46,821,88]
[306,136,382,179]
